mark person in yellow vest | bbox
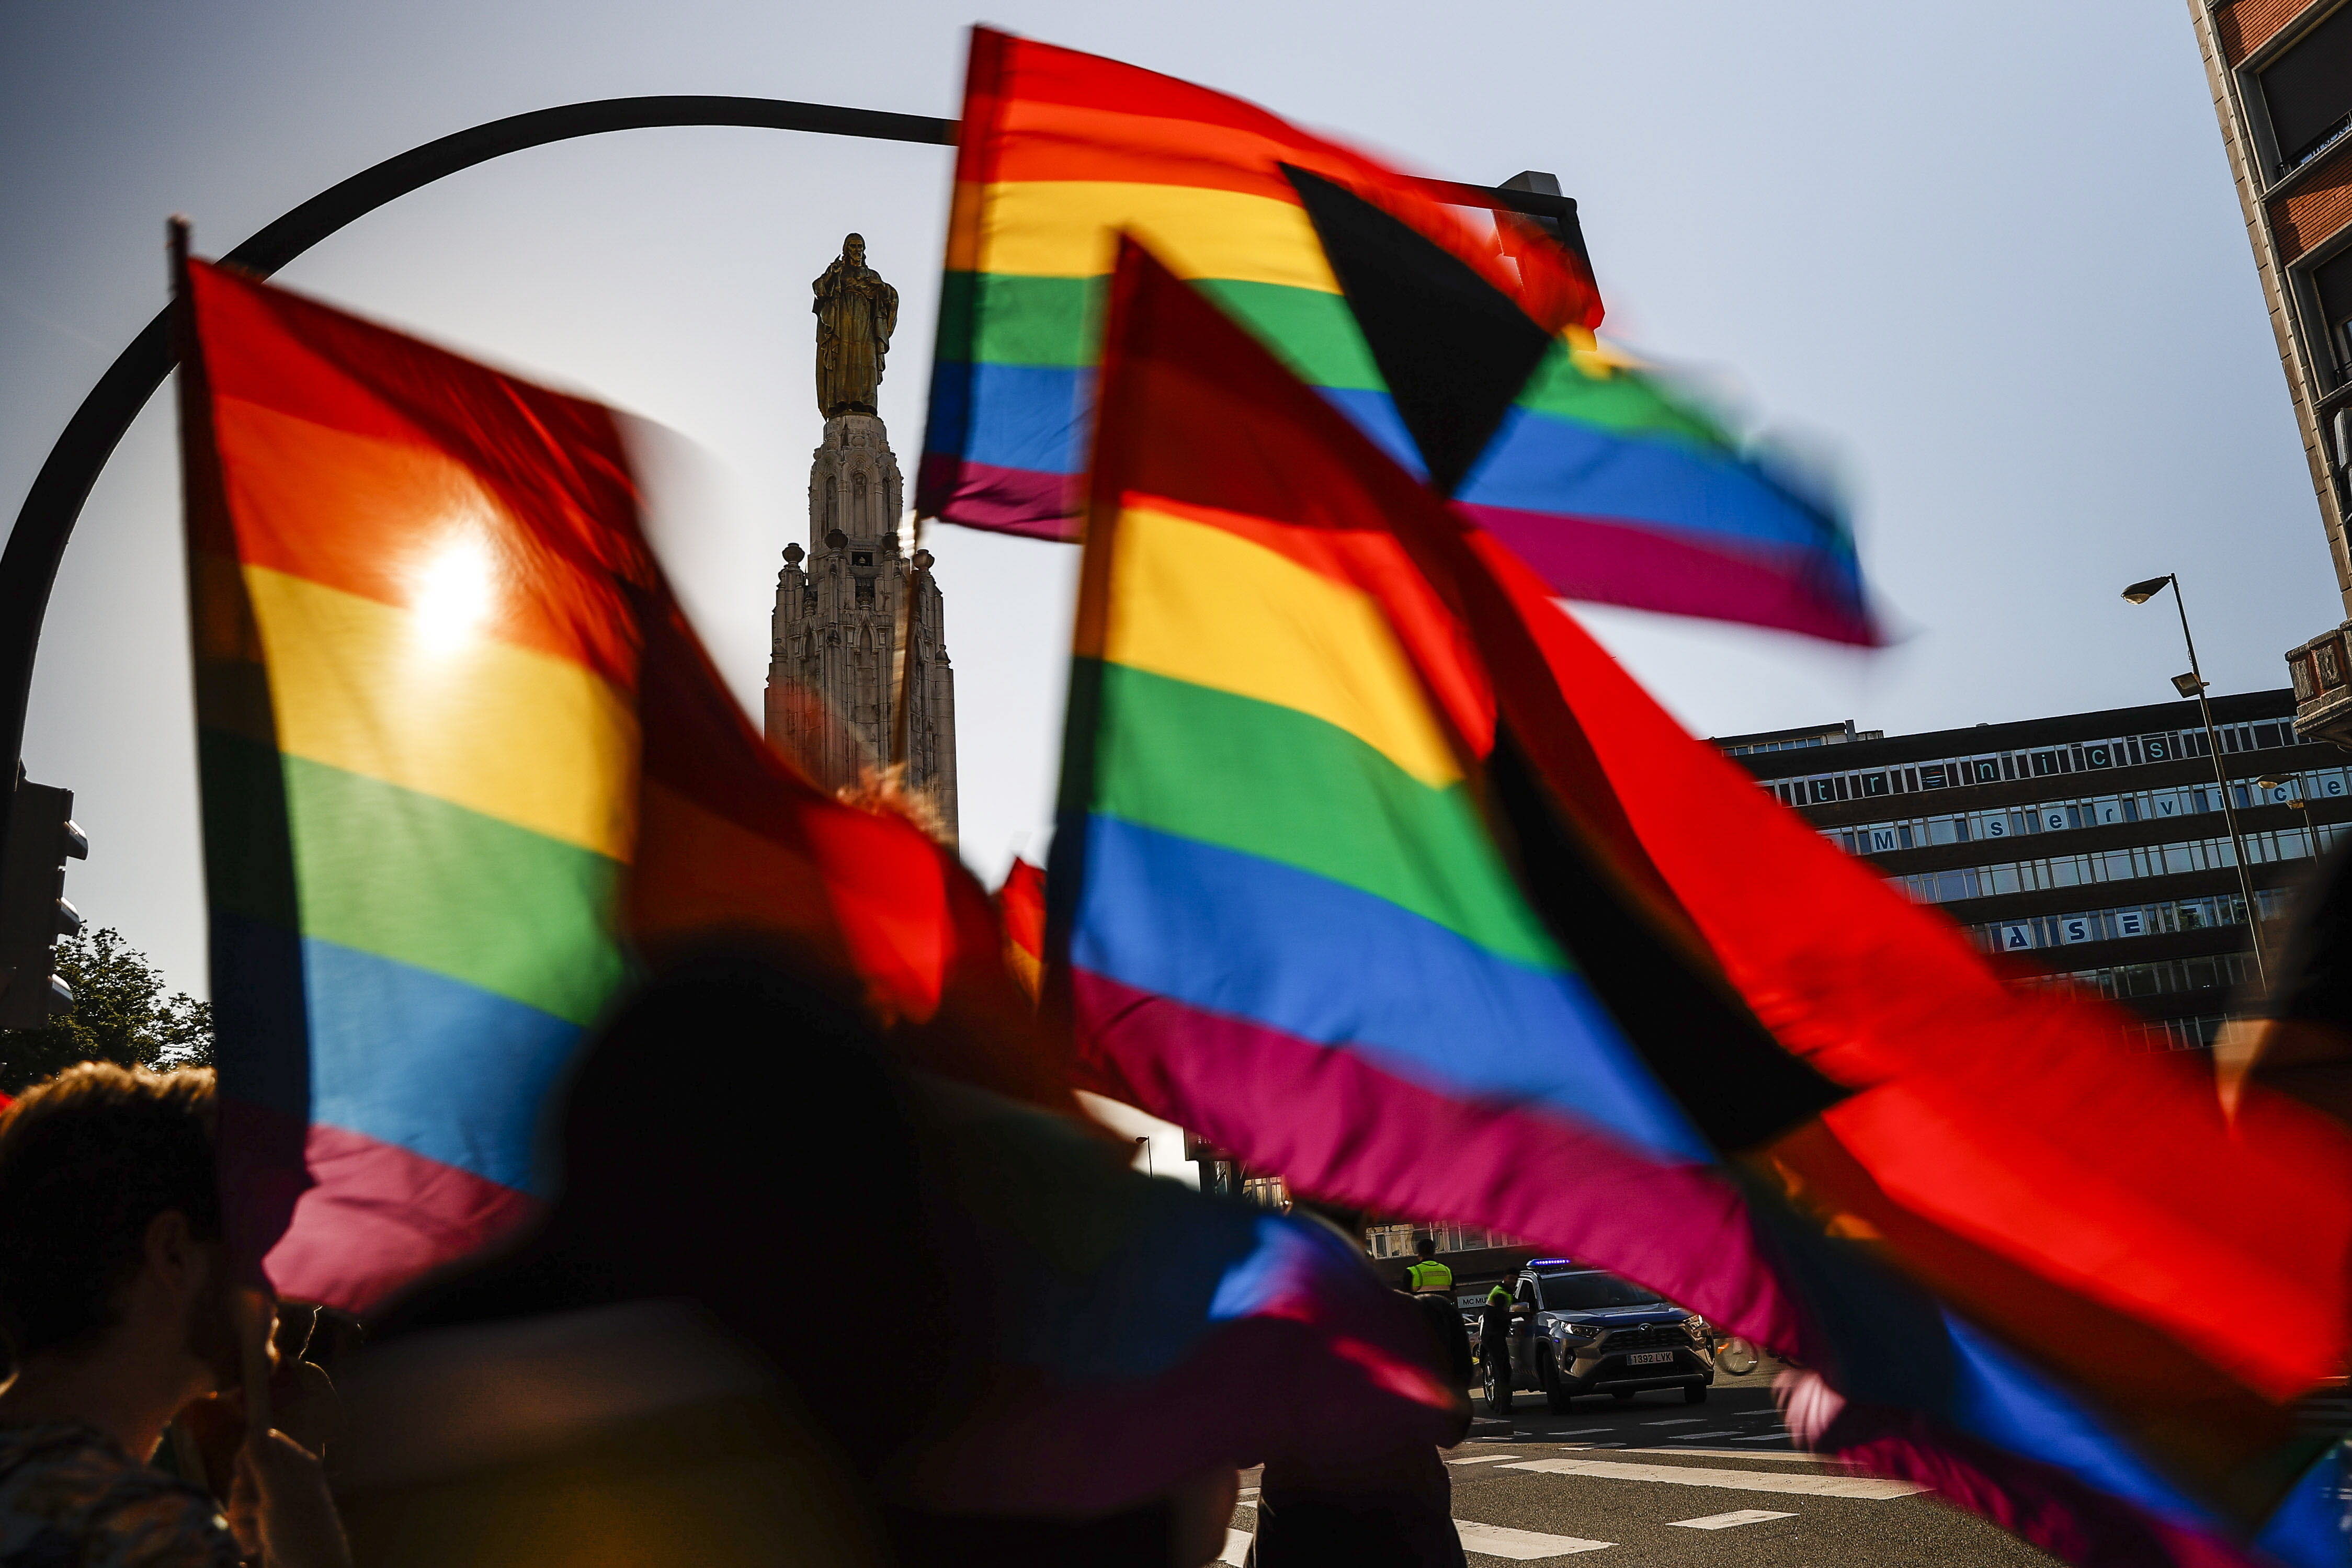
[1402,1236,1452,1293]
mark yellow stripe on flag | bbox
[953,180,1340,293]
[244,565,638,859]
[1099,506,1462,788]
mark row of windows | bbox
[1719,728,1880,757]
[2129,1015,2228,1053]
[1971,889,2291,953]
[1894,825,2338,905]
[2023,952,2257,1005]
[1364,1222,1515,1260]
[1762,721,2293,808]
[1831,766,2352,855]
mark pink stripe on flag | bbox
[919,453,1082,539]
[1073,969,1811,1356]
[1455,500,1880,646]
[1815,1404,2259,1568]
[229,1104,541,1314]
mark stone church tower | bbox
[764,412,959,838]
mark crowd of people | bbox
[0,948,1503,1568]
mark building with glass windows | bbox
[2186,1,2352,743]
[1718,689,2347,1050]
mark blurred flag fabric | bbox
[997,855,1047,1000]
[919,26,1878,646]
[172,256,1051,1311]
[1052,236,2352,1567]
[171,257,1462,1516]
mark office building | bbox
[1721,689,2347,1049]
[2187,1,2352,742]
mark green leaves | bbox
[0,927,212,1096]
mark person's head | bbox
[1414,1236,1437,1260]
[843,233,866,267]
[0,1064,242,1390]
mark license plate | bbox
[1624,1351,1674,1365]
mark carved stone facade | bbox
[765,413,959,837]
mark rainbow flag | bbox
[172,258,1034,1310]
[921,27,1877,645]
[172,260,1462,1525]
[1055,237,2352,1567]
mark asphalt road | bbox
[1225,1374,2061,1566]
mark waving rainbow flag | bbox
[173,257,1021,1310]
[1056,237,2352,1568]
[921,27,1877,645]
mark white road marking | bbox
[1554,1428,1612,1436]
[1670,1509,1796,1531]
[1661,1431,1742,1440]
[1733,1433,1791,1442]
[1452,1520,1615,1558]
[1643,1417,1710,1426]
[1504,1457,1926,1498]
[1448,1454,1521,1465]
[1218,1527,1252,1566]
[1627,1448,1820,1462]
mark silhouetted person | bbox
[0,1064,347,1568]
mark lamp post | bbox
[2255,774,2324,865]
[2122,574,2267,985]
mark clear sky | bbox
[0,0,2328,1004]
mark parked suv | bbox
[1486,1259,1713,1411]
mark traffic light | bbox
[0,772,86,1030]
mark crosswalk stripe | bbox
[1642,1417,1710,1426]
[1448,1454,1521,1465]
[1626,1448,1822,1463]
[1660,1430,1742,1440]
[1504,1457,1926,1498]
[1218,1527,1251,1565]
[1452,1521,1615,1559]
[1669,1509,1796,1530]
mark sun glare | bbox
[410,529,499,653]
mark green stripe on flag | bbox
[1511,342,1736,451]
[1090,662,1565,971]
[201,735,629,1026]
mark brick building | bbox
[2188,1,2352,741]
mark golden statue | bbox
[813,233,898,418]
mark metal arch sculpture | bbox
[0,95,955,797]
[0,92,1577,804]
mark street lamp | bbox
[2255,774,2324,864]
[2122,573,2268,984]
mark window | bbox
[2257,3,2352,175]
[2310,243,2352,389]
[1242,1175,1290,1211]
[1535,1270,1664,1311]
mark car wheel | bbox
[1484,1359,1510,1415]
[1684,1383,1708,1405]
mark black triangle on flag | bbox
[1280,163,1556,497]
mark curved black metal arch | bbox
[0,95,956,795]
[0,93,1577,808]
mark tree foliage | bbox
[0,927,213,1096]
